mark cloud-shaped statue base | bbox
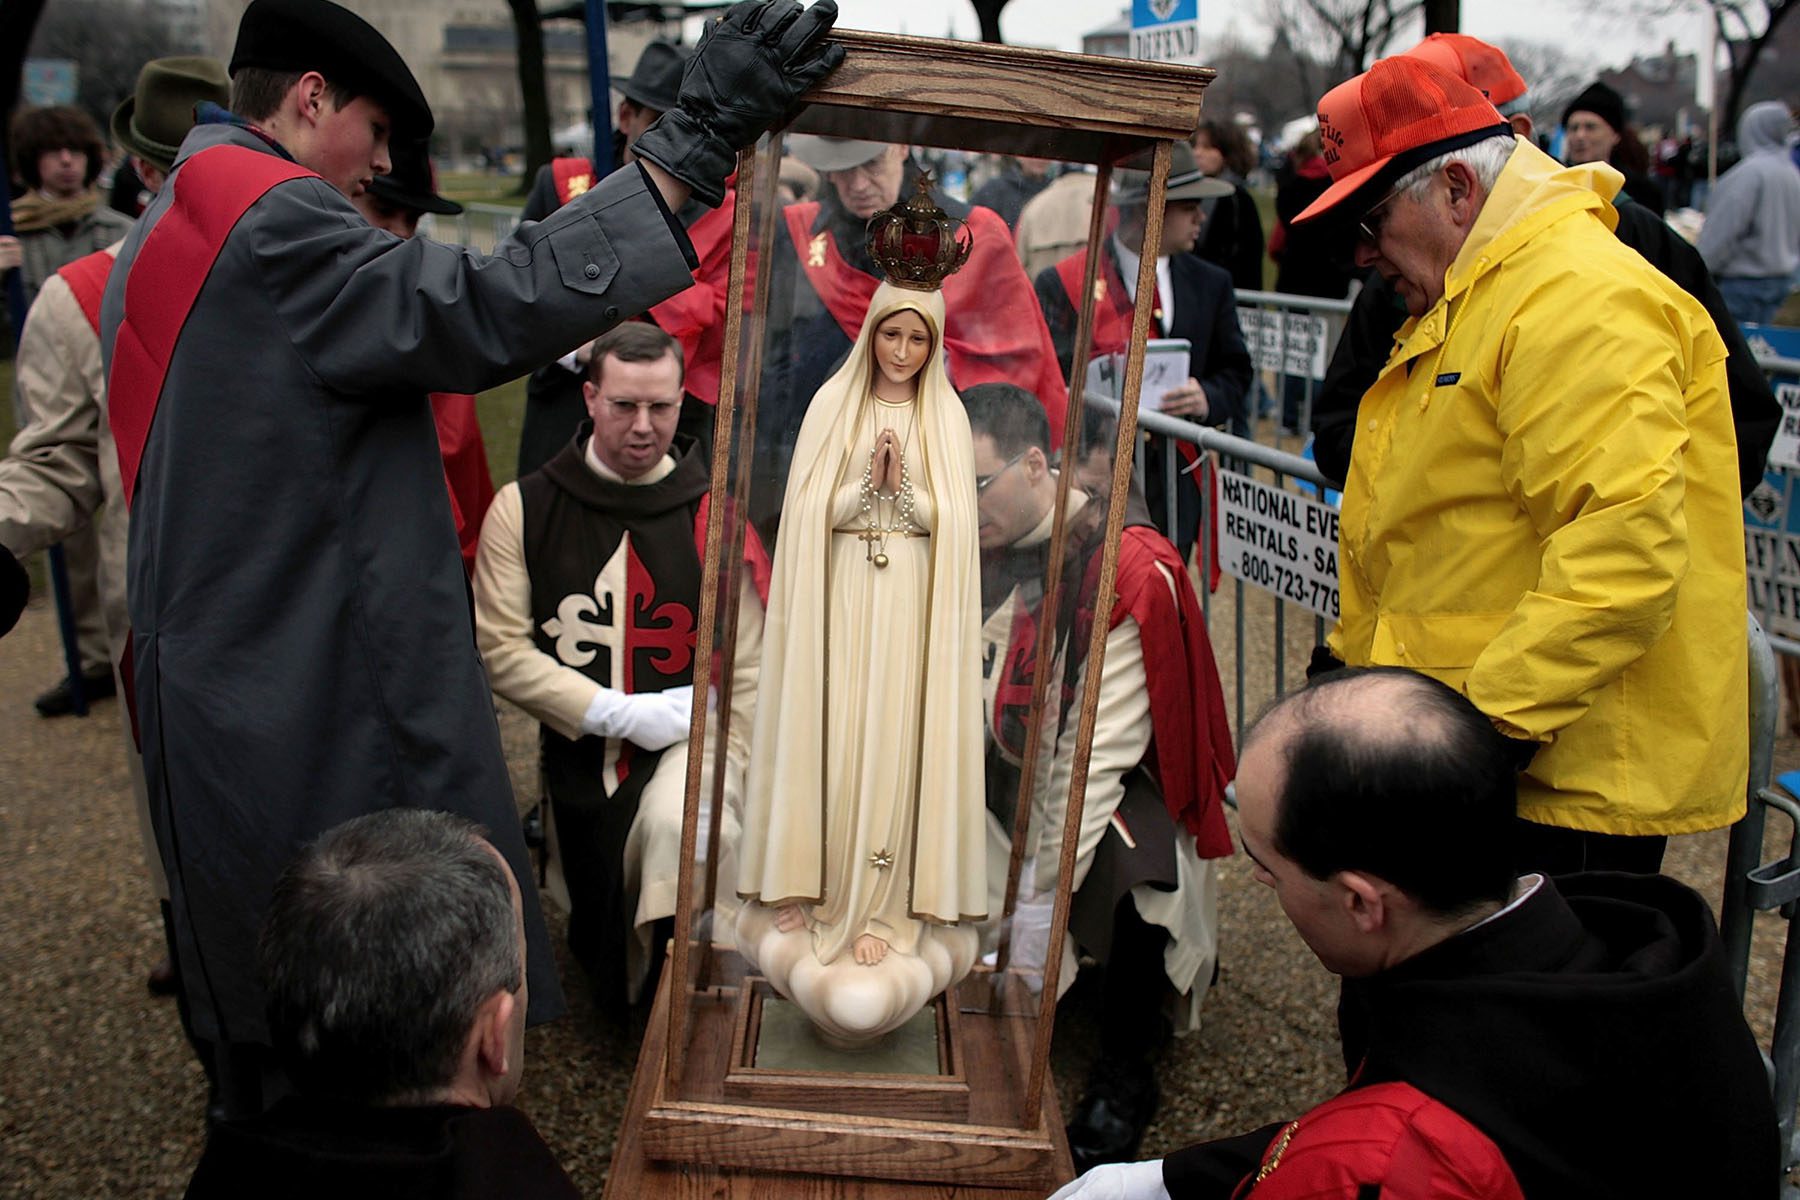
[736,903,979,1048]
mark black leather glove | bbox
[633,0,845,207]
[0,544,27,638]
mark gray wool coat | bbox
[100,121,698,1047]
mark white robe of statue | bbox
[737,283,986,1046]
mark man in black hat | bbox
[98,0,841,1120]
[1033,142,1253,558]
[354,136,463,240]
[514,40,728,478]
[0,54,230,1006]
[521,41,692,224]
[1562,80,1662,213]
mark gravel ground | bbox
[3,580,1795,1197]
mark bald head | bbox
[1245,668,1518,917]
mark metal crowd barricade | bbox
[1234,288,1353,436]
[1730,349,1800,1186]
[1720,614,1800,1184]
[1089,395,1333,744]
[420,201,521,254]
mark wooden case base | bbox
[608,951,1073,1194]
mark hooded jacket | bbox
[1699,101,1800,280]
[1329,139,1747,837]
[1164,874,1778,1198]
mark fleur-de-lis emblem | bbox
[808,232,829,268]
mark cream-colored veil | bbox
[740,281,988,929]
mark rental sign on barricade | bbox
[1236,307,1331,380]
[1217,471,1340,620]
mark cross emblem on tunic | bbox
[869,848,894,870]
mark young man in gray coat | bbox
[99,0,841,1119]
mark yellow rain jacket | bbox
[1329,139,1748,836]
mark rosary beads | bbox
[859,439,916,568]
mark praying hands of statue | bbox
[853,932,890,965]
[873,427,904,494]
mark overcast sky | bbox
[817,0,1716,95]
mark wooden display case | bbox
[603,27,1213,1196]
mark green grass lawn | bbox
[476,374,528,490]
[438,171,527,210]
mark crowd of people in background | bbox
[0,3,1795,1197]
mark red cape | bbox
[109,144,313,505]
[429,393,494,576]
[784,201,1068,447]
[648,190,734,406]
[1097,525,1235,858]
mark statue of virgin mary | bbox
[736,271,988,1046]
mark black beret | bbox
[230,0,433,139]
[1563,81,1627,135]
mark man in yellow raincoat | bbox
[1295,56,1747,874]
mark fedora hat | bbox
[786,133,888,173]
[1114,140,1235,206]
[1294,56,1512,225]
[615,41,692,114]
[365,138,462,216]
[111,56,231,173]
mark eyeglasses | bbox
[976,449,1029,493]
[1357,185,1401,248]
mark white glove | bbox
[1008,891,1055,990]
[1046,1160,1170,1200]
[581,685,694,750]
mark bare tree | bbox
[1606,0,1800,137]
[1493,37,1600,131]
[1263,0,1425,85]
[25,0,178,129]
[1207,28,1323,128]
[1710,0,1800,136]
[506,0,555,188]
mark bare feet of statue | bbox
[774,904,806,933]
[852,933,889,965]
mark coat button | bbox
[1395,642,1406,656]
[605,305,619,320]
[1366,419,1376,431]
[584,263,601,279]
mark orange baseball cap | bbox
[1295,56,1512,224]
[1402,33,1528,108]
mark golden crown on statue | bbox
[865,171,973,291]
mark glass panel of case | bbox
[664,93,1176,1150]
